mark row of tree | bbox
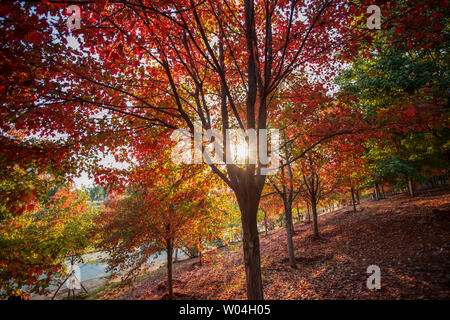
[0,0,448,299]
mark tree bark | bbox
[261,208,268,236]
[199,247,202,265]
[166,239,173,300]
[311,199,319,238]
[283,202,296,268]
[306,202,311,223]
[356,188,360,204]
[374,181,381,200]
[236,189,264,300]
[296,206,302,222]
[408,177,415,197]
[350,186,356,212]
[290,211,295,234]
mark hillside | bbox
[97,189,450,300]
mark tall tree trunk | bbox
[311,199,319,238]
[237,191,264,300]
[290,211,295,234]
[374,181,381,200]
[166,239,173,300]
[262,208,268,236]
[380,184,386,198]
[351,186,356,212]
[408,177,415,197]
[296,206,302,222]
[356,188,360,204]
[198,237,202,266]
[283,201,296,268]
[306,202,311,223]
[174,248,178,263]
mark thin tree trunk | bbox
[262,208,268,236]
[174,248,178,263]
[237,192,264,300]
[166,239,173,300]
[374,181,381,200]
[284,202,296,268]
[296,206,301,222]
[408,177,415,197]
[311,199,319,238]
[306,202,311,223]
[356,188,360,204]
[199,241,202,266]
[351,186,356,212]
[290,211,295,234]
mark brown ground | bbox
[97,187,450,300]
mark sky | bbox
[73,152,130,189]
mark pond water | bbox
[39,249,188,292]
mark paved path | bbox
[31,249,188,300]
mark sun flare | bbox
[231,140,248,164]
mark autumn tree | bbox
[297,145,346,238]
[263,141,304,268]
[263,75,369,262]
[0,187,97,299]
[2,0,430,299]
[96,152,229,299]
[337,0,449,197]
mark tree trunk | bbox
[290,211,295,234]
[356,189,360,204]
[351,186,356,212]
[311,200,319,238]
[380,184,386,198]
[283,202,296,268]
[408,177,415,197]
[296,206,302,222]
[174,248,178,263]
[237,191,264,300]
[262,208,268,236]
[306,202,311,223]
[374,181,381,200]
[166,240,173,300]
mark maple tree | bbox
[257,203,277,236]
[262,124,301,267]
[0,186,97,299]
[96,148,231,299]
[337,0,449,198]
[338,151,367,212]
[1,0,448,300]
[4,0,367,299]
[297,150,336,237]
[261,75,369,265]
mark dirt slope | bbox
[99,188,450,300]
